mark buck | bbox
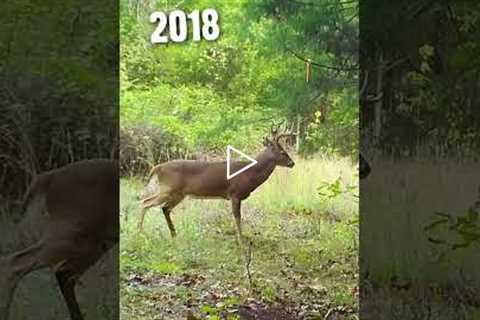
[0,159,118,320]
[139,127,295,242]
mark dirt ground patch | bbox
[122,272,356,320]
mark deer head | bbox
[263,122,295,168]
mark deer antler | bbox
[270,120,286,140]
[269,121,280,138]
[275,133,296,143]
[269,121,296,143]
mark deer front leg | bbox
[231,198,243,244]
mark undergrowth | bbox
[120,156,359,319]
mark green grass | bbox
[120,156,359,319]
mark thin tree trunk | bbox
[296,114,301,152]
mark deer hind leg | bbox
[161,195,184,238]
[0,242,47,320]
[138,191,169,232]
[0,233,109,320]
[55,270,83,320]
[0,239,80,319]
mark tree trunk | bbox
[296,114,301,152]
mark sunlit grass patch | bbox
[249,155,357,219]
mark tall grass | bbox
[248,156,357,219]
[362,159,480,285]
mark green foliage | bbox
[318,178,343,200]
[120,0,358,165]
[303,89,358,157]
[424,194,480,252]
[318,176,358,204]
[247,156,357,221]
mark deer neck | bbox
[249,150,276,187]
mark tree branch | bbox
[359,70,369,99]
[285,47,358,72]
[289,0,357,7]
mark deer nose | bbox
[288,160,295,168]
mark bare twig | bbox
[288,0,357,8]
[244,240,254,292]
[285,47,358,72]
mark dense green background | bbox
[120,0,358,173]
[120,1,360,319]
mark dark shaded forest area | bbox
[361,0,480,158]
[0,1,118,210]
[360,1,480,319]
[0,2,119,320]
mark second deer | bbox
[139,126,295,242]
[0,159,118,320]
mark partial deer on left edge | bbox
[0,159,118,320]
[139,123,295,243]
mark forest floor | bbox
[120,157,359,320]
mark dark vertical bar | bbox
[0,1,118,319]
[360,1,480,319]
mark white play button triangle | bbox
[226,145,258,180]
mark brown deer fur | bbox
[139,133,295,242]
[0,159,118,320]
